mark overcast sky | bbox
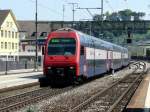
[0,0,149,21]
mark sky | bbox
[0,0,150,21]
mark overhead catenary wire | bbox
[27,0,63,16]
[105,0,121,21]
[68,3,78,22]
[77,7,101,19]
[79,9,92,20]
[43,0,94,21]
[105,0,115,12]
[45,0,70,21]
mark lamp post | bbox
[5,55,8,75]
[101,0,104,38]
[35,0,38,71]
[5,52,11,75]
[68,3,78,27]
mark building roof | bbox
[18,21,52,39]
[0,10,10,26]
[0,9,19,29]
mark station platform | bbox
[126,73,150,112]
[0,69,43,92]
[0,68,42,75]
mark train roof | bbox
[55,28,128,52]
[76,29,126,51]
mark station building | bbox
[0,10,19,61]
[18,21,51,65]
[128,40,150,60]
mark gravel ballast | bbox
[18,66,135,112]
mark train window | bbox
[80,46,84,55]
[48,38,76,56]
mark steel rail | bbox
[69,63,144,112]
[0,85,73,112]
[0,62,143,112]
[0,91,55,112]
[107,72,145,112]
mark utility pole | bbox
[77,8,101,36]
[101,0,104,38]
[68,3,78,27]
[101,0,103,20]
[62,4,65,21]
[35,0,38,71]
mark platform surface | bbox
[126,73,150,112]
[0,70,42,90]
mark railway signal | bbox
[127,27,132,43]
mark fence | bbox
[0,60,35,72]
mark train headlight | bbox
[70,66,74,69]
[47,67,52,69]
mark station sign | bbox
[37,39,46,45]
[21,38,46,46]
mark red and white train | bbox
[41,28,129,85]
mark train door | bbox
[107,50,113,71]
[121,51,124,67]
[106,51,109,71]
[80,45,86,76]
[110,51,113,70]
[93,40,95,76]
[85,39,95,77]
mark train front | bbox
[43,30,80,83]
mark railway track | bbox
[0,82,39,94]
[0,62,145,112]
[0,85,73,112]
[69,62,146,112]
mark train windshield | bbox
[48,38,76,56]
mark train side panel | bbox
[94,48,108,75]
[123,50,130,66]
[107,50,113,71]
[84,47,95,77]
[112,51,122,69]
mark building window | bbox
[12,32,14,38]
[1,30,3,37]
[31,32,36,37]
[8,31,11,37]
[5,31,7,37]
[12,43,14,49]
[15,43,17,49]
[8,42,11,49]
[5,42,7,49]
[15,32,18,38]
[40,32,47,37]
[1,42,3,49]
[22,45,25,51]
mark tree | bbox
[118,9,133,21]
[105,11,110,20]
[93,14,103,21]
[93,9,145,21]
[132,12,145,20]
[108,12,120,21]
